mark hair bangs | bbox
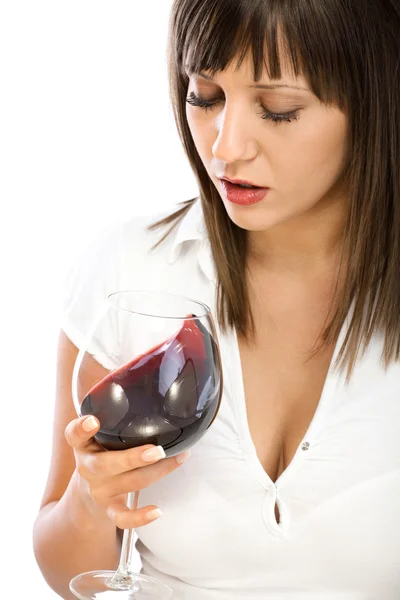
[176,0,348,113]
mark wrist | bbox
[62,469,115,536]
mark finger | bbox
[96,451,191,498]
[107,502,163,529]
[64,415,101,451]
[86,443,170,477]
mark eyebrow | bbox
[185,68,309,91]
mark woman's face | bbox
[185,50,349,235]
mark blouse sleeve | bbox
[60,221,124,370]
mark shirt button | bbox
[301,441,310,451]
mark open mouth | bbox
[236,183,260,189]
[221,178,265,189]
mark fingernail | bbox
[176,450,191,464]
[142,445,166,462]
[146,508,163,521]
[82,416,98,432]
[107,507,117,520]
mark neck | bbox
[247,195,348,275]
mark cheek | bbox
[275,110,348,193]
[186,109,213,160]
[186,110,201,147]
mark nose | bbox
[212,102,259,164]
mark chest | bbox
[238,331,336,484]
[237,275,340,484]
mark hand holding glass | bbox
[69,290,223,599]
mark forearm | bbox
[33,470,121,600]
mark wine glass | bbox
[69,290,223,599]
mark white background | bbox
[1,1,198,597]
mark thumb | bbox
[64,415,101,450]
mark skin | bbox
[185,47,349,274]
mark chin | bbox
[222,198,285,232]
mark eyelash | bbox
[186,92,299,124]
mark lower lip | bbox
[221,180,269,206]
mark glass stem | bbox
[108,490,140,590]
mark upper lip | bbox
[220,176,267,188]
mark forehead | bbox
[186,34,306,84]
[187,49,309,90]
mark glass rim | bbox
[106,289,212,320]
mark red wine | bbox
[81,317,222,456]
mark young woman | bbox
[33,0,400,598]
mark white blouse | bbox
[62,199,400,599]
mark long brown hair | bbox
[148,0,400,381]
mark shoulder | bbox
[117,198,207,279]
[65,202,188,287]
[60,200,206,347]
[119,206,180,261]
[119,198,205,260]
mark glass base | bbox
[70,570,173,599]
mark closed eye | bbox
[186,92,300,124]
